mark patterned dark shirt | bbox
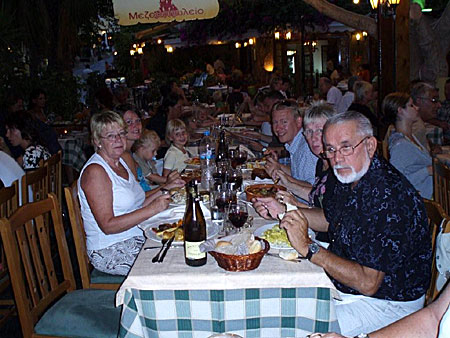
[324,154,431,301]
[309,160,337,209]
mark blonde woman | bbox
[78,111,183,275]
[163,119,190,176]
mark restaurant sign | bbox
[113,0,220,26]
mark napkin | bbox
[238,144,256,159]
[139,203,211,232]
[200,229,266,255]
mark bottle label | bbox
[185,241,206,259]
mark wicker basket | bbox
[209,238,270,272]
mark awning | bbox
[112,0,219,26]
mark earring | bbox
[98,145,102,149]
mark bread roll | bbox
[215,240,232,248]
[249,240,262,254]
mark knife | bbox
[158,235,175,263]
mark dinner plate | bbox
[253,223,293,250]
[143,218,220,245]
[254,223,316,250]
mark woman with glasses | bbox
[383,92,433,199]
[78,110,183,275]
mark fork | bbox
[152,238,169,263]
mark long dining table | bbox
[116,178,341,338]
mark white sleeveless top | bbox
[78,153,145,250]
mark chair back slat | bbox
[64,182,91,289]
[16,224,41,307]
[44,151,62,207]
[433,158,450,215]
[0,193,76,336]
[382,124,394,161]
[21,166,48,204]
[0,181,19,219]
[423,198,450,304]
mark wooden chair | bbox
[64,182,124,290]
[382,124,394,161]
[44,151,62,208]
[433,157,450,215]
[423,198,450,304]
[21,166,48,204]
[0,180,20,326]
[0,193,120,338]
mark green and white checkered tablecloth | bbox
[119,287,339,338]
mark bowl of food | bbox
[245,184,287,201]
[209,237,270,272]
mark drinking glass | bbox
[226,168,243,192]
[227,201,248,232]
[229,149,248,169]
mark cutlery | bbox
[158,236,175,263]
[266,252,304,262]
[144,244,182,250]
[152,238,169,263]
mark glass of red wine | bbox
[227,201,248,232]
[226,168,243,191]
[229,149,248,169]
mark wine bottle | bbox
[184,182,207,266]
[216,130,228,163]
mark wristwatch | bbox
[305,242,320,260]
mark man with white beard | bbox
[253,111,431,337]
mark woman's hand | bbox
[252,197,285,219]
[147,193,171,213]
[275,190,299,206]
[272,169,292,186]
[163,171,185,190]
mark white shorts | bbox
[335,291,425,336]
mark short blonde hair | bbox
[132,129,161,152]
[90,110,126,151]
[165,118,187,144]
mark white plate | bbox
[143,217,220,245]
[253,223,293,250]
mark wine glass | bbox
[229,149,248,169]
[227,201,248,232]
[226,168,243,191]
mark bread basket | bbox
[209,237,270,272]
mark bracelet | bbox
[354,334,370,338]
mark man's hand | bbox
[252,197,285,219]
[263,149,279,161]
[265,157,281,176]
[280,209,312,257]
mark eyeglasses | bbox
[100,130,127,142]
[418,97,439,104]
[321,136,370,159]
[303,128,323,138]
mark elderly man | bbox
[265,101,318,185]
[255,111,431,336]
[348,81,379,133]
[319,77,342,108]
[411,82,444,148]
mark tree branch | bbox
[302,0,377,37]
